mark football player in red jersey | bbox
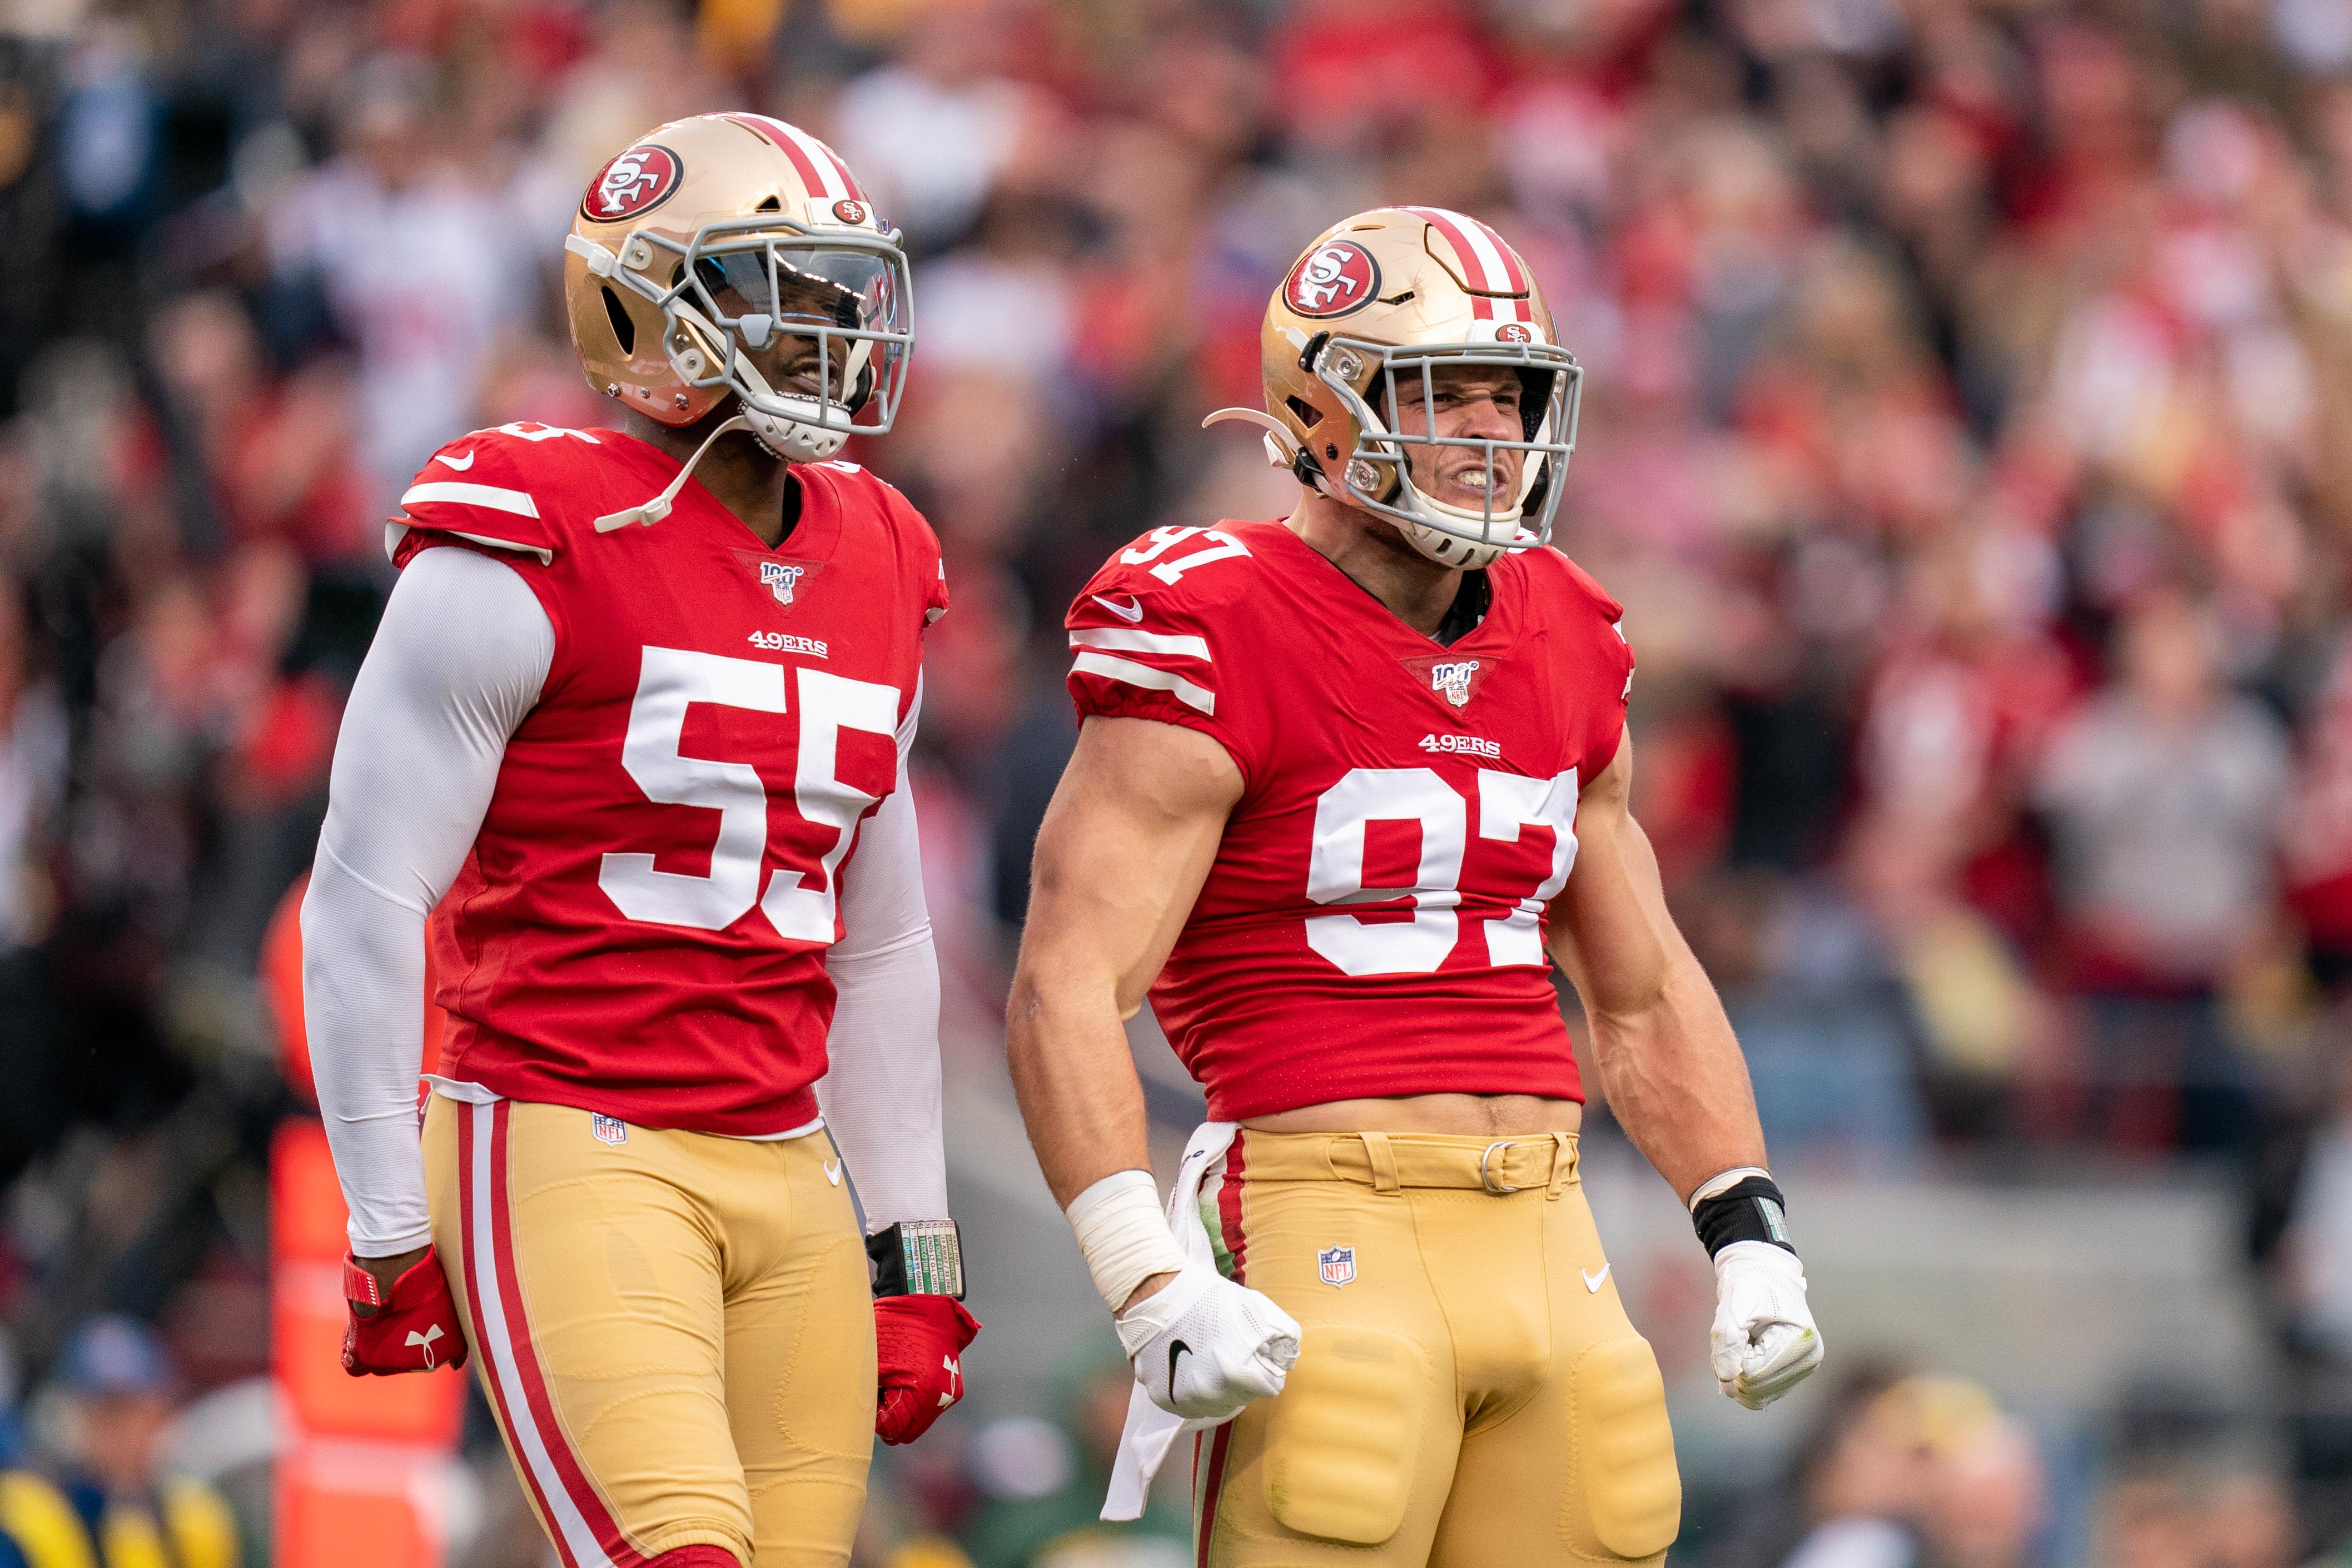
[301,115,975,1568]
[1006,207,1827,1565]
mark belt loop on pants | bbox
[1547,1131,1577,1198]
[1359,1132,1401,1194]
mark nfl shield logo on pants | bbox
[1318,1246,1356,1287]
[591,1114,628,1146]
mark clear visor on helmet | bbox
[627,217,915,436]
[1315,338,1582,552]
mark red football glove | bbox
[873,1295,979,1445]
[342,1252,470,1376]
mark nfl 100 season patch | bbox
[732,547,825,609]
[1399,652,1496,711]
[761,561,806,605]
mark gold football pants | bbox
[421,1098,874,1568]
[1189,1130,1682,1566]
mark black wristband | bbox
[1692,1176,1797,1260]
[867,1219,966,1300]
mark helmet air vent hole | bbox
[1325,443,1339,459]
[601,287,636,355]
[1285,396,1322,429]
[757,195,782,212]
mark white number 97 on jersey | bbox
[1306,765,1580,977]
[597,646,899,942]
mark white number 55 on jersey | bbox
[598,646,897,942]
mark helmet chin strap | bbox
[1407,480,1525,530]
[593,415,754,532]
[1388,477,1532,570]
[735,355,852,464]
[590,371,863,534]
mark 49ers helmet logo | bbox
[1285,239,1380,318]
[583,145,682,222]
[1495,321,1535,344]
[832,198,870,225]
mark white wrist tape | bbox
[1689,1165,1773,1212]
[1065,1169,1190,1313]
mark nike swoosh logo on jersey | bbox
[823,1159,842,1186]
[434,450,476,471]
[1583,1264,1611,1293]
[1167,1337,1192,1390]
[1092,594,1145,623]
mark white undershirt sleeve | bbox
[302,546,552,1255]
[817,689,949,1233]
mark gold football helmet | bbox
[562,113,912,466]
[1209,207,1581,569]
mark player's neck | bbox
[1286,490,1460,638]
[621,409,798,549]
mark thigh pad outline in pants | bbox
[1191,1152,1461,1567]
[1261,1325,1429,1545]
[425,1098,868,1568]
[1430,1183,1681,1567]
[722,1129,874,1568]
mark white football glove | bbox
[1115,1259,1301,1422]
[1710,1241,1825,1410]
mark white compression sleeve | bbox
[302,547,551,1254]
[816,691,949,1232]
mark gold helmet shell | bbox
[1212,206,1582,569]
[563,113,913,463]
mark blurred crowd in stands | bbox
[3,0,2352,1559]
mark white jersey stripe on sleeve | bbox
[1068,628,1212,661]
[1071,651,1216,715]
[401,481,542,519]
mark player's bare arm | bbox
[1547,733,1764,1194]
[1007,719,1303,1421]
[1549,733,1826,1408]
[1007,716,1241,1218]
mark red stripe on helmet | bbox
[1405,206,1506,292]
[732,115,833,201]
[817,140,864,201]
[1476,217,1529,291]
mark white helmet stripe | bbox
[1406,206,1509,290]
[767,117,849,201]
[1406,206,1536,322]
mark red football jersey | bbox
[1065,520,1632,1120]
[388,421,947,1134]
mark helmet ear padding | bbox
[1515,369,1550,442]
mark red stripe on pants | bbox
[456,1104,577,1566]
[486,1103,652,1567]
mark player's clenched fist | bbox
[873,1295,981,1444]
[1690,1171,1826,1410]
[342,1251,469,1375]
[1709,1242,1822,1410]
[1117,1260,1300,1422]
